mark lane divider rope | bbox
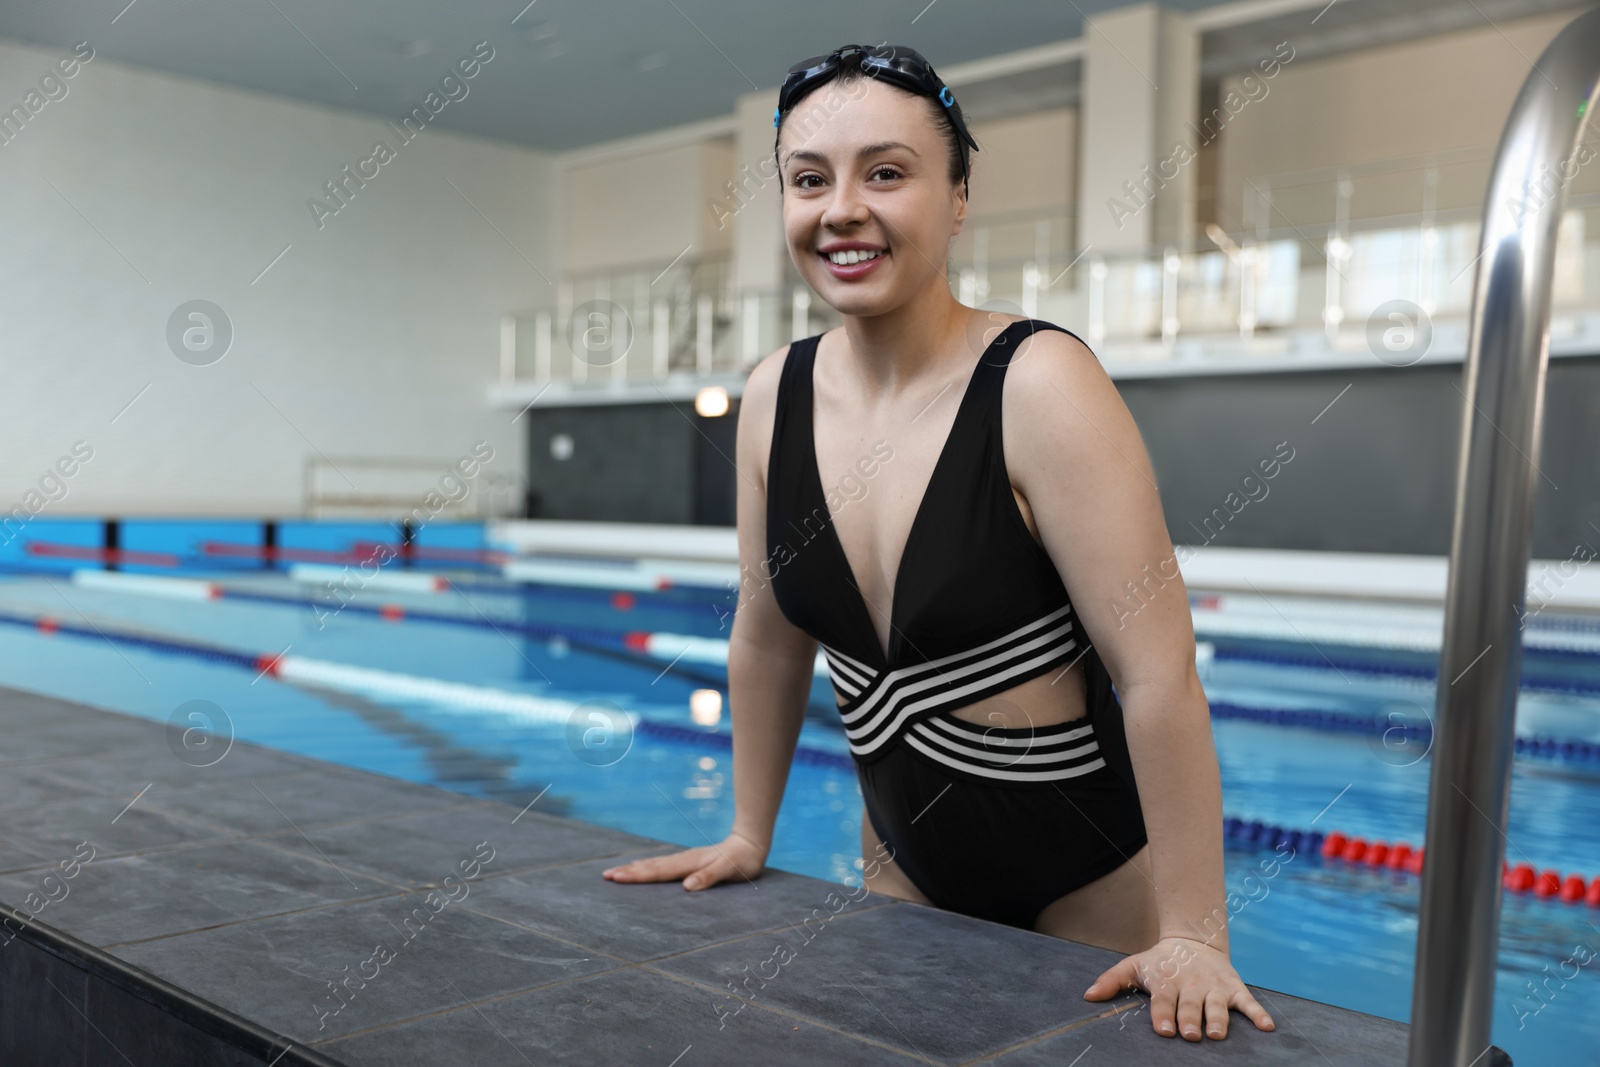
[61,570,829,677]
[1209,701,1600,767]
[0,608,664,722]
[38,570,1600,695]
[0,603,850,767]
[1223,817,1600,907]
[8,594,1599,765]
[5,601,1595,897]
[1204,641,1600,697]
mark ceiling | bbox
[0,0,1581,152]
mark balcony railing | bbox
[499,195,1598,389]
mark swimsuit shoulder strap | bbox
[769,333,822,468]
[766,334,825,546]
[966,317,1081,439]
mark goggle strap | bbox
[773,50,980,159]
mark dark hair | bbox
[773,57,974,198]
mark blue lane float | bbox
[1208,700,1600,767]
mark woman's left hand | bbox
[1082,936,1275,1041]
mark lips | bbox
[818,246,888,280]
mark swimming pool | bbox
[1,520,1598,1064]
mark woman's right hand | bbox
[600,831,768,891]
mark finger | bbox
[1149,987,1179,1038]
[683,858,731,891]
[1175,984,1205,1042]
[1205,990,1230,1040]
[602,856,680,882]
[603,850,707,882]
[1084,958,1139,1001]
[1233,987,1275,1032]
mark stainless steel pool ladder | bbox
[1410,7,1600,1064]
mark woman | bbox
[603,43,1274,1044]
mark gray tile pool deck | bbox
[0,685,1426,1065]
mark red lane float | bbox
[200,541,387,565]
[351,541,509,566]
[25,542,182,567]
[1251,822,1590,906]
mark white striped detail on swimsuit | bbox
[904,715,1107,782]
[820,644,878,701]
[819,603,1080,758]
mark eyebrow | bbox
[783,141,921,167]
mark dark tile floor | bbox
[0,685,1412,1064]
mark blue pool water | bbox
[2,523,1598,1063]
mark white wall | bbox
[0,36,558,517]
[1077,4,1198,252]
[967,105,1076,220]
[565,138,734,275]
[948,105,1077,266]
[1211,7,1589,229]
[730,89,785,293]
[590,95,1081,295]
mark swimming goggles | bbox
[773,44,980,183]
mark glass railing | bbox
[501,197,1600,388]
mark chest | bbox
[771,350,1068,670]
[812,395,948,595]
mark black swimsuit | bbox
[766,317,1149,929]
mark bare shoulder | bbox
[1001,323,1151,483]
[1004,325,1122,419]
[744,342,793,405]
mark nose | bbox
[820,174,869,231]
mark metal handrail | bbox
[1409,8,1600,1065]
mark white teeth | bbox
[826,249,883,265]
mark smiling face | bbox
[778,77,967,319]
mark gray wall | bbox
[1120,356,1600,559]
[523,399,740,526]
[524,357,1600,558]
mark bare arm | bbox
[1003,330,1271,1040]
[604,347,818,888]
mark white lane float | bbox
[501,557,738,593]
[286,563,448,594]
[502,559,671,592]
[260,653,633,727]
[71,570,220,600]
[627,631,831,677]
[634,558,740,588]
[1190,592,1600,655]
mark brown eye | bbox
[871,166,902,182]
